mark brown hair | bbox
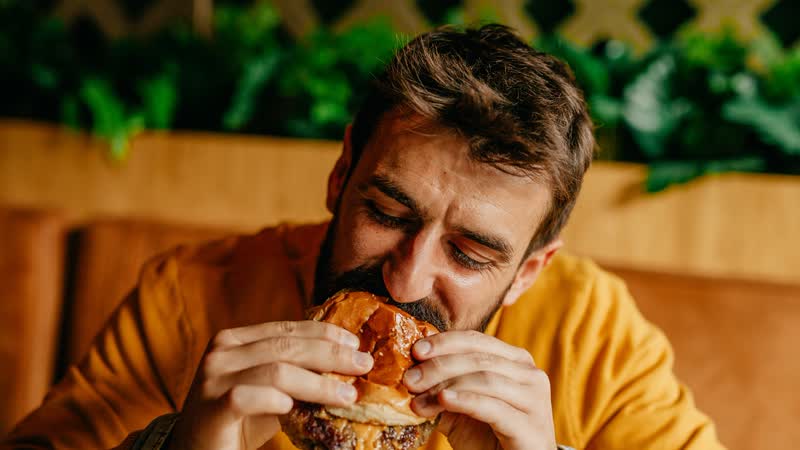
[350,24,595,255]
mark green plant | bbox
[537,28,800,191]
[1,1,798,190]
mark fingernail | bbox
[338,384,356,402]
[405,367,421,384]
[344,334,360,349]
[415,340,431,356]
[354,352,372,368]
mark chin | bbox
[280,290,441,450]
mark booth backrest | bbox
[0,209,66,437]
[66,220,228,363]
[612,266,800,450]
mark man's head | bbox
[313,24,594,331]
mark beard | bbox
[312,215,509,332]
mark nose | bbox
[382,228,438,303]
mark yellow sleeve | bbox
[1,253,197,450]
[569,271,725,450]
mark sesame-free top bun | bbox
[280,290,440,450]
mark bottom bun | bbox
[280,401,437,450]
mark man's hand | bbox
[168,321,374,450]
[404,331,556,450]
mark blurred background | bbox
[0,0,798,449]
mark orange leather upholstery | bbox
[0,209,66,436]
[66,219,230,364]
[608,266,800,450]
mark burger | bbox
[280,290,441,450]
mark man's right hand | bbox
[168,320,374,450]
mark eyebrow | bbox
[363,175,515,265]
[366,175,423,215]
[454,226,514,264]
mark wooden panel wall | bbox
[1,120,798,284]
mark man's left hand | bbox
[403,331,556,450]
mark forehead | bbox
[353,113,551,253]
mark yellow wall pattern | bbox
[51,0,793,50]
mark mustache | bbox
[315,262,449,332]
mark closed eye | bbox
[449,243,492,271]
[364,200,415,229]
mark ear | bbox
[326,124,354,214]
[501,238,563,307]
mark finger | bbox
[404,353,535,393]
[204,337,373,375]
[412,330,534,366]
[219,385,294,418]
[217,362,358,407]
[411,371,531,416]
[436,389,526,439]
[212,321,360,349]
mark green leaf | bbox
[79,78,143,159]
[589,94,623,127]
[337,18,403,74]
[622,54,692,158]
[723,96,800,154]
[108,115,144,161]
[679,27,747,73]
[646,156,766,192]
[223,50,280,130]
[703,156,766,174]
[139,68,178,129]
[442,6,466,25]
[766,53,800,100]
[311,99,349,126]
[646,160,704,192]
[534,35,610,95]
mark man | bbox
[2,25,724,450]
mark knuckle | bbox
[225,386,245,415]
[449,390,474,406]
[324,379,351,404]
[329,342,349,362]
[520,350,535,366]
[271,336,296,357]
[475,352,495,368]
[530,368,551,389]
[428,356,446,372]
[264,362,288,386]
[201,351,224,375]
[466,330,483,345]
[211,329,235,349]
[319,376,339,394]
[277,321,298,336]
[321,323,340,341]
[476,370,494,386]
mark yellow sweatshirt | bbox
[2,222,724,449]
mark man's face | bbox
[313,113,553,331]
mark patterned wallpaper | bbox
[48,0,799,49]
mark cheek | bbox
[331,208,403,270]
[439,271,510,328]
